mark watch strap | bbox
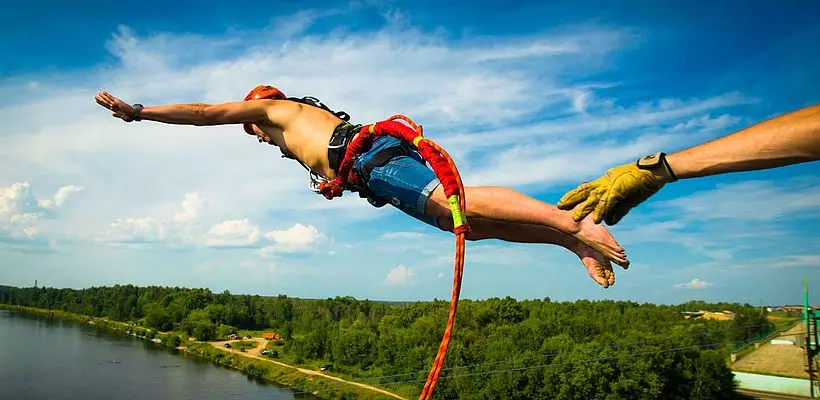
[636,152,678,182]
[132,104,143,121]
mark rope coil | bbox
[318,115,469,400]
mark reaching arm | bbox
[557,104,820,225]
[138,101,276,126]
[94,90,279,126]
[666,104,820,179]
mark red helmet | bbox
[243,85,286,135]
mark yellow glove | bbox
[557,152,678,225]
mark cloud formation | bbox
[675,278,714,290]
[0,181,83,249]
[383,264,416,286]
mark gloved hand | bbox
[557,153,677,225]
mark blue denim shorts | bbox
[354,136,441,228]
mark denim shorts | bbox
[354,136,441,228]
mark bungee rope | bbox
[317,115,470,400]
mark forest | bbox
[0,284,774,400]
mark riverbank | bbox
[0,304,403,400]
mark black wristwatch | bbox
[132,103,144,121]
[636,152,678,182]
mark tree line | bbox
[0,284,772,399]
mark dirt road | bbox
[208,338,405,400]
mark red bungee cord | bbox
[318,115,469,400]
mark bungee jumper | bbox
[94,84,631,399]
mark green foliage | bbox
[163,334,182,348]
[232,340,259,352]
[0,285,770,399]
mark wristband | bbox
[636,152,678,182]
[132,104,143,121]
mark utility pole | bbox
[806,277,818,398]
[810,310,818,398]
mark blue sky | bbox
[1,0,819,306]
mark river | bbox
[0,308,318,400]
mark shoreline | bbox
[0,304,404,400]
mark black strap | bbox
[359,142,411,181]
[327,123,361,171]
[132,104,143,121]
[287,96,350,121]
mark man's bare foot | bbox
[573,215,630,268]
[572,240,617,288]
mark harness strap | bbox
[328,123,361,172]
[358,141,411,181]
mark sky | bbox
[1,0,819,306]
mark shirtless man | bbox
[94,85,630,288]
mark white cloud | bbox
[174,192,206,222]
[108,217,166,243]
[100,192,324,253]
[0,181,83,248]
[0,181,82,218]
[674,278,714,290]
[655,179,820,221]
[263,223,324,253]
[202,219,262,248]
[614,220,733,260]
[768,255,820,269]
[52,185,84,208]
[383,264,417,286]
[571,90,591,113]
[669,113,742,132]
[103,192,203,247]
[381,231,428,240]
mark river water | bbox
[0,308,317,400]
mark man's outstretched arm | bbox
[94,90,277,126]
[557,103,820,225]
[666,104,820,178]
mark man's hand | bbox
[557,161,673,225]
[94,91,136,122]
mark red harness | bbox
[317,115,470,399]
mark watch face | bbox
[637,152,663,168]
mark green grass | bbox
[236,329,268,338]
[264,339,285,351]
[771,318,801,332]
[229,340,259,351]
[767,311,802,319]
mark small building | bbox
[263,332,281,340]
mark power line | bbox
[198,319,798,399]
[291,336,764,398]
[284,324,766,394]
[286,320,779,395]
